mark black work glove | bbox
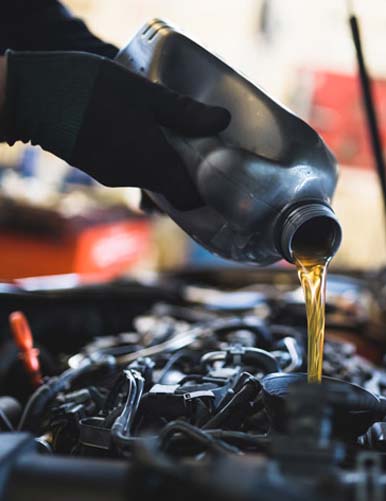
[0,51,231,210]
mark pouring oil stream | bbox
[290,217,338,383]
[294,253,331,383]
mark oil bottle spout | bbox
[279,202,342,263]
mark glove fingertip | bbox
[154,88,231,136]
[204,105,232,133]
[174,102,231,137]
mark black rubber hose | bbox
[159,420,239,455]
[207,430,269,450]
[111,370,145,450]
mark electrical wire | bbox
[0,408,13,431]
[157,350,190,384]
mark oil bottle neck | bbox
[278,202,342,264]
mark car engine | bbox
[1,266,386,501]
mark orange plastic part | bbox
[0,220,150,281]
[9,311,43,388]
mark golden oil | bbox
[293,240,331,383]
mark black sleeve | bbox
[0,0,118,58]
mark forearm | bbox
[0,56,7,134]
[0,50,230,209]
[0,0,117,58]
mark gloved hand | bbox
[0,51,231,210]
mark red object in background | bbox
[0,220,151,281]
[300,70,386,169]
[9,311,42,388]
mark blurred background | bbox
[1,0,386,282]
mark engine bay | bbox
[1,266,386,500]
